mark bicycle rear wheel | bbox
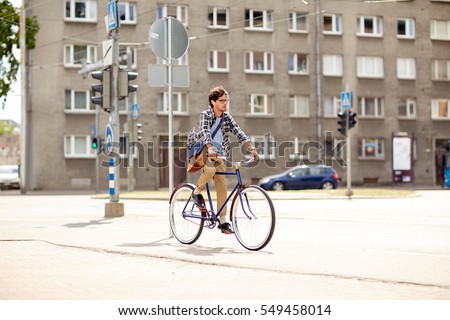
[169,183,204,244]
[230,185,275,251]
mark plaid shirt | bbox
[187,108,250,157]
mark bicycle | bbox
[169,157,276,251]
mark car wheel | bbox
[272,182,284,191]
[321,181,334,190]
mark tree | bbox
[0,1,39,109]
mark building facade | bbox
[25,0,450,190]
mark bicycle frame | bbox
[181,164,256,224]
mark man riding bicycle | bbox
[191,86,259,234]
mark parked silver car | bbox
[0,165,20,190]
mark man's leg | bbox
[213,158,227,223]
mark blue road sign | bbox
[107,1,118,31]
[105,124,113,155]
[131,103,139,120]
[341,91,351,109]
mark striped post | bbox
[109,158,115,197]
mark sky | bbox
[0,0,22,124]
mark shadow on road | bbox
[62,219,113,228]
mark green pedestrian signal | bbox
[91,137,98,149]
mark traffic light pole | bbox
[346,111,353,198]
[104,25,125,217]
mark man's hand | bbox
[208,146,218,161]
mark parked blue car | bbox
[259,165,340,190]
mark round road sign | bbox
[148,17,189,60]
[105,124,113,155]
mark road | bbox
[0,190,449,300]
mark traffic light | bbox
[132,122,142,143]
[337,110,347,136]
[91,69,110,112]
[348,112,357,129]
[119,69,138,98]
[91,136,99,150]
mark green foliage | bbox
[0,1,39,109]
[0,120,16,136]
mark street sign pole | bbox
[167,17,175,197]
[344,83,353,198]
[104,0,124,217]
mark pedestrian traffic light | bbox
[91,136,98,149]
[119,69,138,98]
[337,110,347,136]
[91,69,110,112]
[133,122,142,143]
[348,112,357,129]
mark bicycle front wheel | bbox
[169,183,204,245]
[230,185,275,251]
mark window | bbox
[65,90,93,112]
[208,7,229,29]
[245,51,274,73]
[288,53,308,74]
[157,4,188,26]
[359,138,385,159]
[64,135,95,158]
[359,97,384,118]
[208,50,229,72]
[357,56,384,78]
[249,135,276,160]
[245,9,273,30]
[158,92,189,114]
[290,137,309,160]
[289,95,309,117]
[323,14,342,34]
[397,58,416,79]
[432,60,450,81]
[64,44,96,67]
[398,98,416,119]
[357,16,383,37]
[65,0,97,22]
[431,99,450,119]
[323,96,341,117]
[430,20,450,40]
[289,11,308,33]
[323,55,343,76]
[118,2,136,24]
[397,18,415,39]
[119,46,137,69]
[248,94,273,115]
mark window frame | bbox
[289,137,310,160]
[397,18,415,39]
[359,138,385,160]
[64,0,97,22]
[323,13,342,35]
[288,53,309,75]
[157,4,188,26]
[244,9,273,31]
[359,97,384,118]
[289,95,310,118]
[288,11,308,33]
[208,50,230,73]
[118,2,137,25]
[323,54,343,77]
[247,94,274,116]
[158,92,189,115]
[244,51,274,74]
[397,57,416,80]
[119,45,138,70]
[208,7,229,29]
[249,135,276,160]
[398,98,416,119]
[356,16,383,37]
[323,96,341,118]
[431,99,450,120]
[64,135,95,158]
[64,89,94,113]
[431,59,450,81]
[64,44,97,68]
[430,20,450,40]
[357,56,384,78]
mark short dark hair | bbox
[208,86,227,108]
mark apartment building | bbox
[25,0,450,190]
